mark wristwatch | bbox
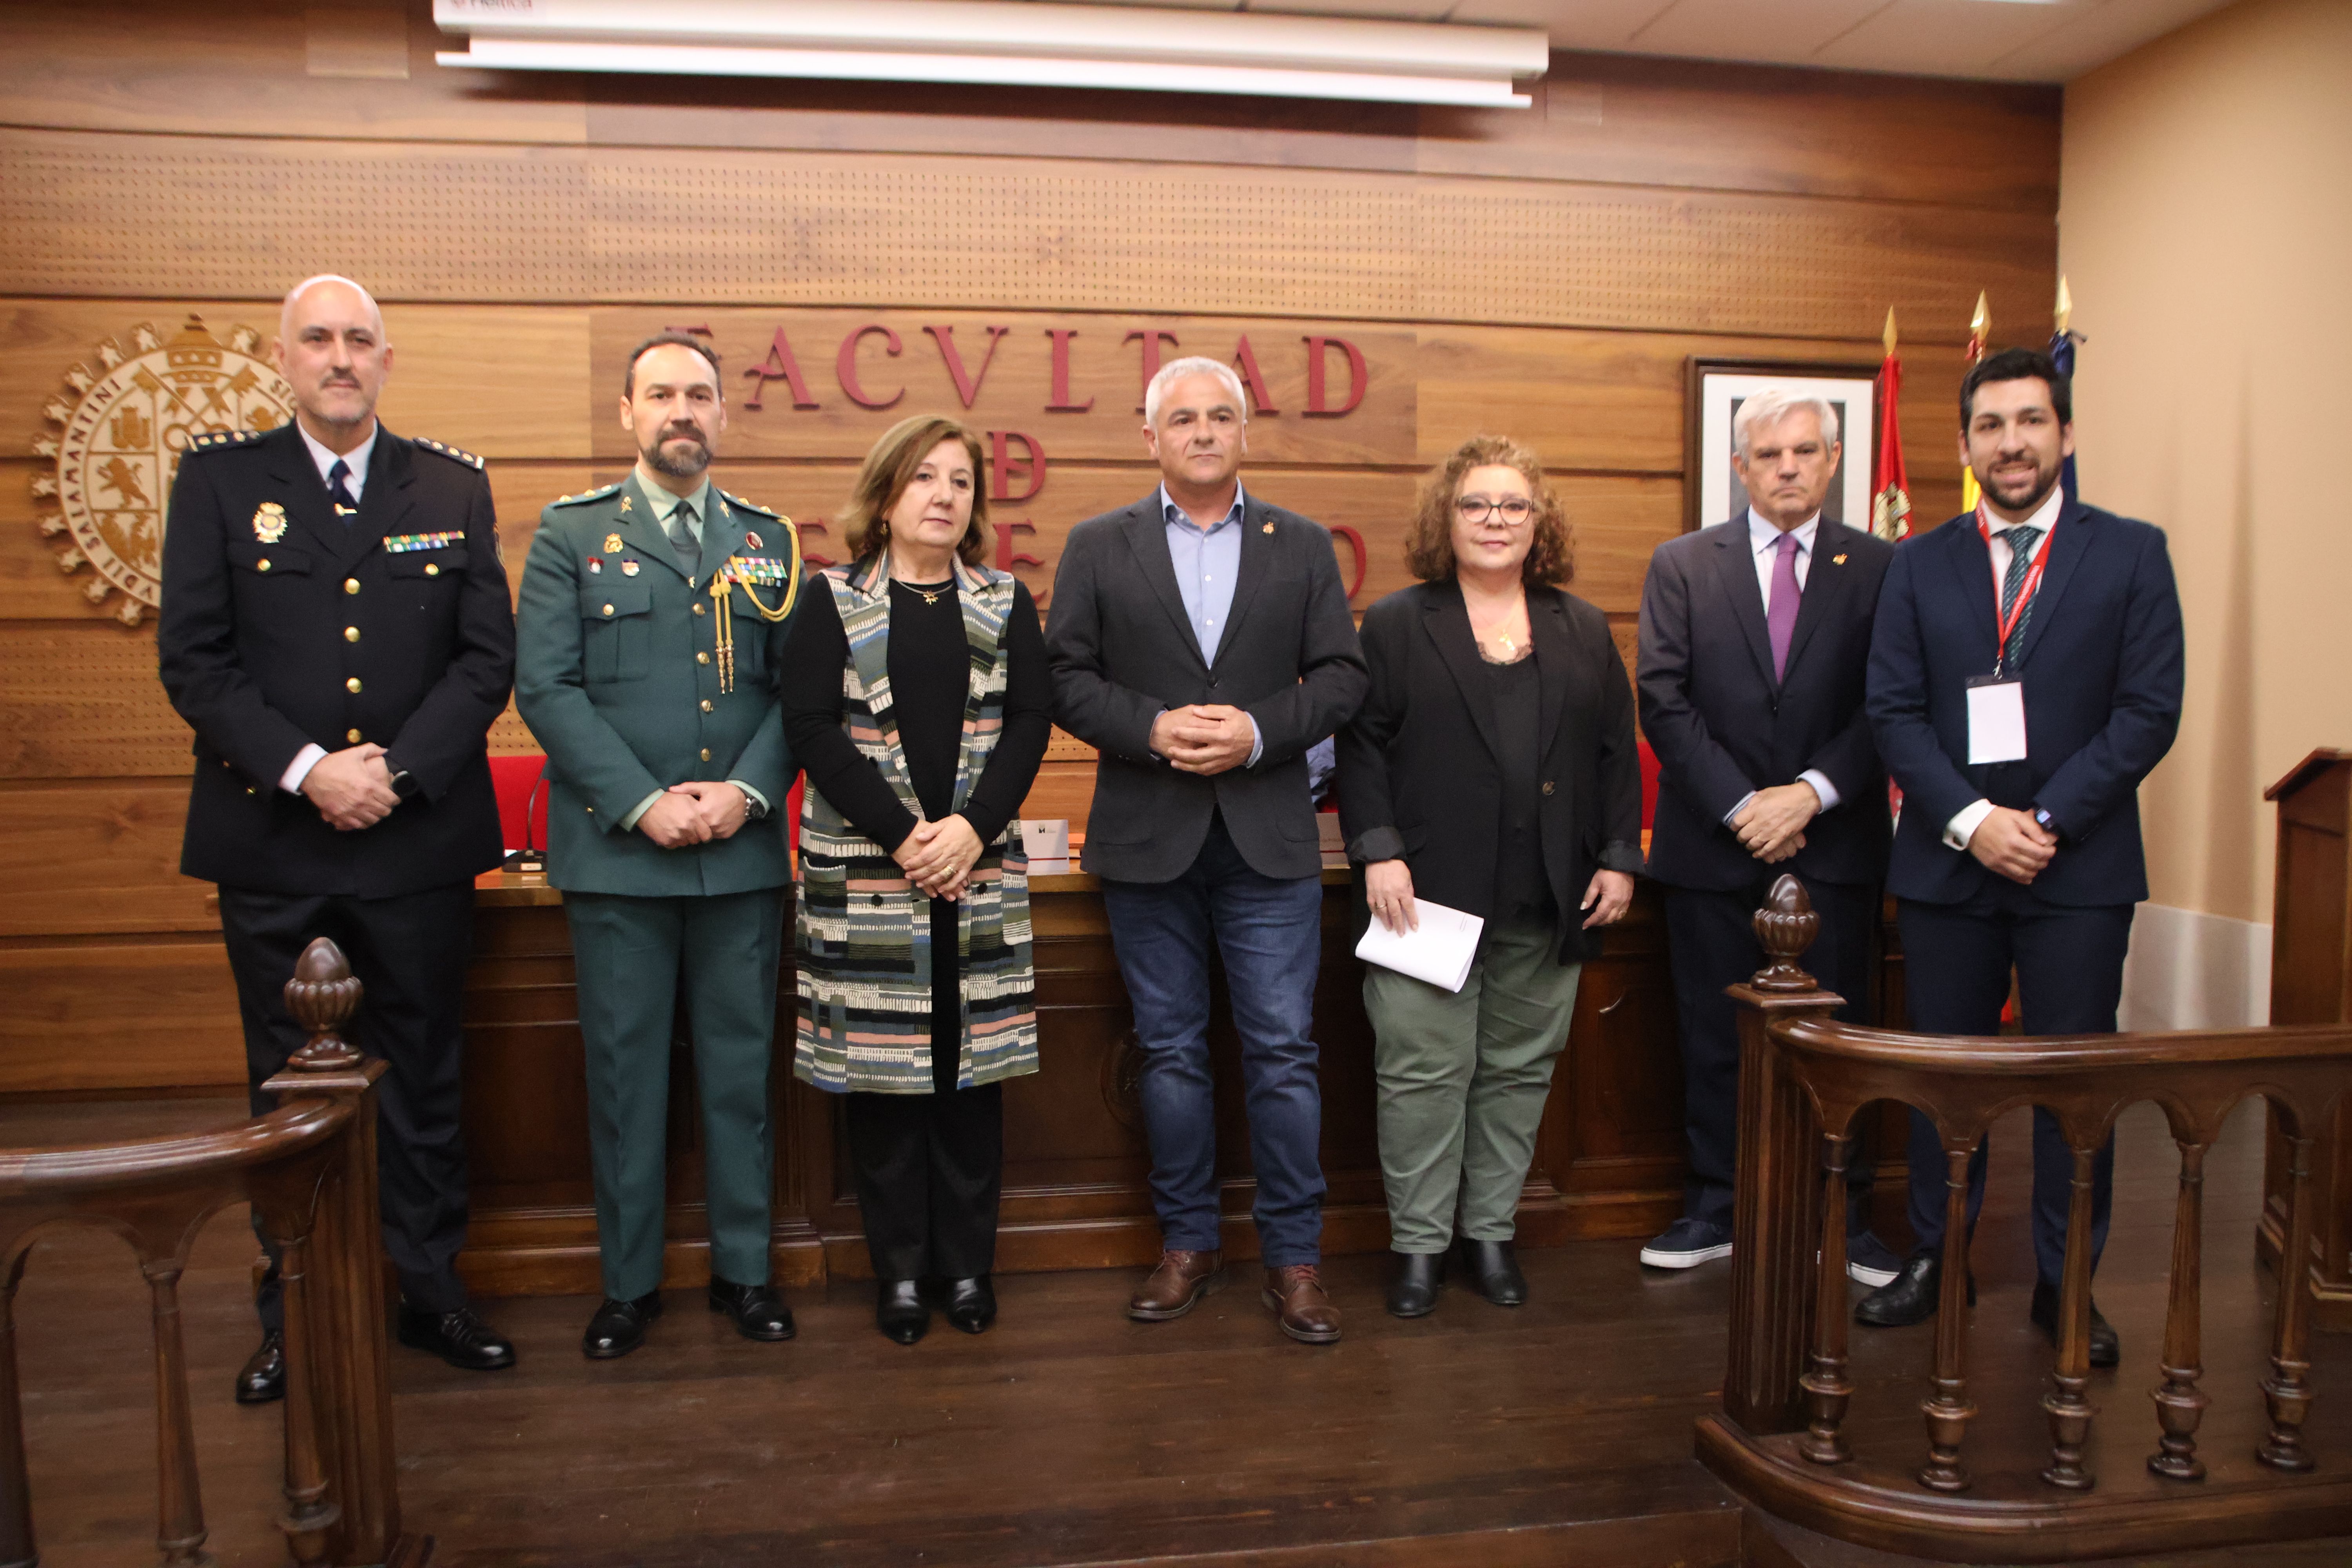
[388,764,419,801]
[2032,806,2058,838]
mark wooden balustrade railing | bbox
[0,940,428,1568]
[1697,876,2352,1563]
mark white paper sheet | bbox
[1966,679,2028,765]
[1354,897,1485,994]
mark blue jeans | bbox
[1099,815,1328,1267]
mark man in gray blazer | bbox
[1046,356,1367,1343]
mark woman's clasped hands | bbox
[894,813,984,901]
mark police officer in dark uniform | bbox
[158,274,519,1400]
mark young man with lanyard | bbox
[1855,346,2183,1365]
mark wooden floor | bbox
[2,1096,2346,1567]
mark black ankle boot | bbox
[1458,1238,1526,1306]
[1386,1252,1445,1318]
[876,1279,929,1345]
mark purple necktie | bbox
[1767,532,1801,682]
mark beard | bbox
[1985,459,2056,512]
[645,428,710,479]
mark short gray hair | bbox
[1144,356,1249,427]
[1733,388,1840,459]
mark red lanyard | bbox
[1979,506,2053,672]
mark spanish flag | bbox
[1871,308,1912,542]
[1959,291,1989,513]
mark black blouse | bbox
[780,575,1053,852]
[1485,651,1557,922]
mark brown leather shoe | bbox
[1262,1264,1342,1345]
[1128,1249,1225,1321]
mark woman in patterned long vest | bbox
[781,415,1051,1344]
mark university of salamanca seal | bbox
[32,316,295,627]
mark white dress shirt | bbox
[279,421,381,793]
[1943,483,2066,852]
[1723,508,1840,825]
[296,419,376,505]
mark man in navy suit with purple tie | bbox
[1856,347,2184,1367]
[1637,389,1897,1281]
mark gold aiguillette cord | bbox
[706,518,802,697]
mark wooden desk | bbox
[453,864,1691,1295]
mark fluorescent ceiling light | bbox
[432,0,1549,107]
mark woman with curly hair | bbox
[1335,434,1643,1318]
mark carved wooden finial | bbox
[1749,874,1821,993]
[283,937,363,1071]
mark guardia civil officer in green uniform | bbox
[514,332,803,1358]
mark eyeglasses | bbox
[1455,495,1534,525]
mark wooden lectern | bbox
[2261,748,2352,1330]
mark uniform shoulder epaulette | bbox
[412,436,486,470]
[719,489,783,520]
[550,481,623,507]
[188,428,267,453]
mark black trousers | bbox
[1899,887,2133,1287]
[219,883,475,1330]
[1663,874,1881,1232]
[843,895,1005,1281]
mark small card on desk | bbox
[1354,898,1484,994]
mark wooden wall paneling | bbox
[0,938,242,1091]
[1412,327,1979,482]
[373,307,595,459]
[583,74,1422,176]
[0,5,2059,217]
[0,0,588,146]
[0,300,594,461]
[586,309,1420,469]
[0,468,152,620]
[0,782,210,936]
[1417,53,2060,213]
[0,621,190,778]
[0,131,2054,343]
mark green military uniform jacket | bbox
[514,472,801,896]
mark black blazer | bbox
[1336,580,1643,963]
[1867,501,2183,907]
[1638,517,1894,892]
[158,422,515,897]
[1045,490,1367,882]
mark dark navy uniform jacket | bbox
[158,421,515,896]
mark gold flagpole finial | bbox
[1966,291,1991,365]
[2054,275,2073,335]
[1882,307,1898,357]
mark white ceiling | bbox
[1099,0,2243,83]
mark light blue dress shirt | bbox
[1157,482,1262,767]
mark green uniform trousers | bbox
[565,887,783,1300]
[1362,914,1582,1255]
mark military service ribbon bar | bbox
[383,531,465,554]
[724,556,795,586]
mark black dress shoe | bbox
[1855,1253,1976,1328]
[2029,1281,2120,1368]
[1458,1238,1527,1307]
[582,1291,663,1359]
[942,1276,996,1335]
[877,1279,929,1345]
[235,1333,285,1405]
[709,1279,796,1341]
[396,1304,517,1371]
[1385,1251,1445,1319]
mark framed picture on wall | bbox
[1683,358,1880,534]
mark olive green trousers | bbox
[1362,914,1581,1255]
